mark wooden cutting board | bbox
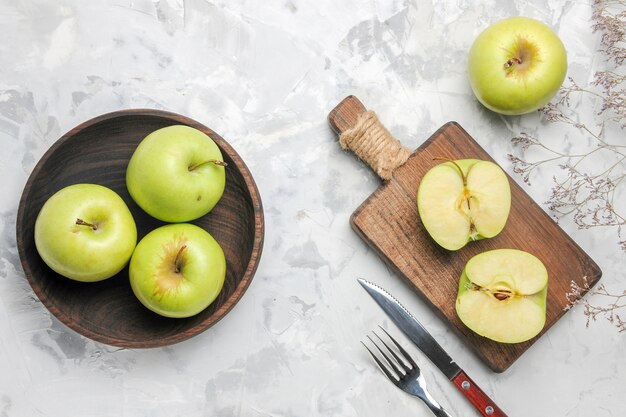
[329,96,602,372]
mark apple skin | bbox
[126,125,226,223]
[129,223,226,318]
[468,16,567,115]
[34,183,137,282]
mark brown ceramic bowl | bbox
[16,109,264,348]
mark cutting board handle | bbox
[328,96,411,180]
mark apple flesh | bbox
[129,223,226,318]
[468,16,567,115]
[126,125,226,223]
[456,249,548,343]
[417,159,511,251]
[34,183,137,282]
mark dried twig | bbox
[509,0,626,329]
[565,277,626,332]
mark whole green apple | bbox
[456,249,548,343]
[417,159,511,251]
[34,183,137,282]
[126,125,226,223]
[468,16,567,115]
[129,223,226,318]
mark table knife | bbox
[358,278,508,417]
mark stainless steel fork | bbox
[362,326,452,417]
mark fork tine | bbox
[372,331,411,373]
[360,341,398,383]
[378,325,418,368]
[366,335,404,379]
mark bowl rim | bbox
[16,108,265,348]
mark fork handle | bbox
[417,390,452,417]
[452,371,508,417]
[423,401,452,417]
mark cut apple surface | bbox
[456,249,548,344]
[417,159,511,250]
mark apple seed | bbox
[494,292,511,301]
[469,282,513,301]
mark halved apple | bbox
[417,159,511,250]
[455,249,548,343]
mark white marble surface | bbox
[1,0,624,416]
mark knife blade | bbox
[358,278,508,417]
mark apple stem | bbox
[504,56,523,68]
[174,245,187,273]
[188,159,228,171]
[75,218,98,231]
[433,157,467,185]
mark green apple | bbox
[456,249,548,343]
[417,159,511,251]
[126,125,227,223]
[468,16,567,115]
[129,223,226,318]
[34,183,137,282]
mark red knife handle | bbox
[452,371,508,417]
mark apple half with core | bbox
[126,125,227,223]
[468,16,567,115]
[129,223,226,318]
[417,159,511,251]
[456,249,549,343]
[34,183,137,282]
